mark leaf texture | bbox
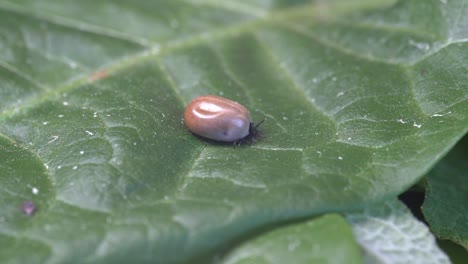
[0,0,467,262]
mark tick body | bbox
[184,95,253,142]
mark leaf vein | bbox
[283,23,398,65]
[0,61,48,91]
[181,0,265,17]
[252,31,337,125]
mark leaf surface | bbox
[346,200,450,264]
[422,135,468,250]
[0,0,467,263]
[220,214,362,264]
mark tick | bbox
[184,95,262,144]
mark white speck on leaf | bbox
[58,114,64,118]
[409,40,430,51]
[63,101,69,106]
[80,151,84,155]
[431,111,450,117]
[288,240,301,251]
[85,130,94,136]
[42,121,48,125]
[337,92,344,97]
[48,135,59,144]
[397,119,408,124]
[67,60,78,69]
[44,163,49,169]
[413,122,422,128]
[73,165,78,170]
[32,187,39,195]
[338,156,343,160]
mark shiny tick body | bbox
[184,95,254,142]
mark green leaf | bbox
[0,0,467,263]
[437,240,468,264]
[422,135,468,249]
[346,200,450,264]
[219,214,362,264]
